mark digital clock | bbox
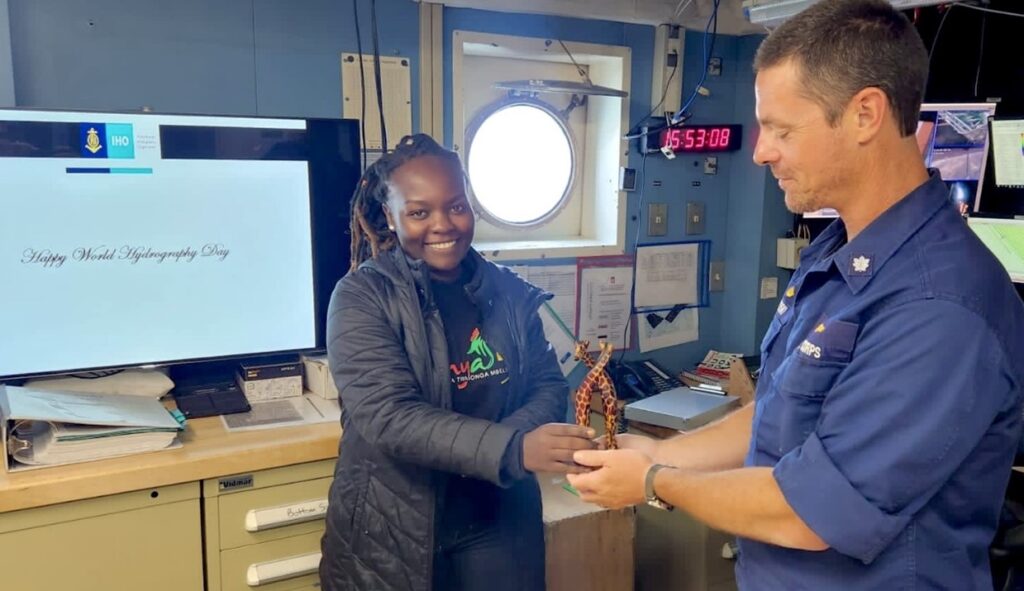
[654,124,743,154]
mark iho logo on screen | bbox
[79,122,135,159]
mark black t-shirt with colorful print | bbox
[431,270,513,533]
[432,276,510,422]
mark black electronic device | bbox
[611,359,684,399]
[172,381,251,419]
[170,361,252,418]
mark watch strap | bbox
[644,463,674,511]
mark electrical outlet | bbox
[710,261,725,291]
[648,203,668,236]
[686,201,705,235]
[704,156,718,175]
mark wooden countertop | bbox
[0,413,341,513]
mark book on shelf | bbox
[694,350,743,381]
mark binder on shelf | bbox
[0,385,186,472]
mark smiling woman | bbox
[321,133,597,591]
[383,151,475,281]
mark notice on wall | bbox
[576,255,634,351]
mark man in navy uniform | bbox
[568,1,1024,588]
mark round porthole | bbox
[464,98,576,228]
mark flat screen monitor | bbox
[990,119,1024,189]
[975,118,1024,217]
[0,109,359,379]
[967,217,1024,283]
[921,103,997,215]
[803,102,997,219]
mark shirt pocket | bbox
[774,358,846,454]
[916,538,974,590]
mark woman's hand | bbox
[523,423,597,474]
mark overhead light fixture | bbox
[493,39,628,100]
[743,0,948,28]
[492,79,627,98]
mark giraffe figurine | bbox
[572,340,619,449]
[572,340,598,428]
[594,342,620,450]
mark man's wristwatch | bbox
[644,463,674,511]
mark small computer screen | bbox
[921,103,996,216]
[976,118,1024,217]
[967,217,1024,283]
[990,119,1024,189]
[801,102,996,219]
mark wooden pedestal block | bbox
[541,476,636,591]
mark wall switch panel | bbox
[648,203,668,236]
[686,201,705,235]
[707,57,722,76]
[709,261,725,291]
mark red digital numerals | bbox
[663,126,732,151]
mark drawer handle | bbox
[246,551,321,587]
[244,498,328,532]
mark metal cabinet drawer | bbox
[217,476,331,550]
[220,530,322,591]
[0,484,203,591]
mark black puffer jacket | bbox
[319,248,569,590]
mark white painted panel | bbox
[342,54,412,151]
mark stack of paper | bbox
[0,385,186,470]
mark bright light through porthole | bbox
[466,102,574,226]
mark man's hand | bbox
[523,423,596,474]
[566,449,654,509]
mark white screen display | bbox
[0,111,316,377]
[991,119,1024,189]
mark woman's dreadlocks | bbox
[348,134,464,271]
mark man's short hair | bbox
[753,0,929,137]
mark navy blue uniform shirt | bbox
[737,173,1024,590]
